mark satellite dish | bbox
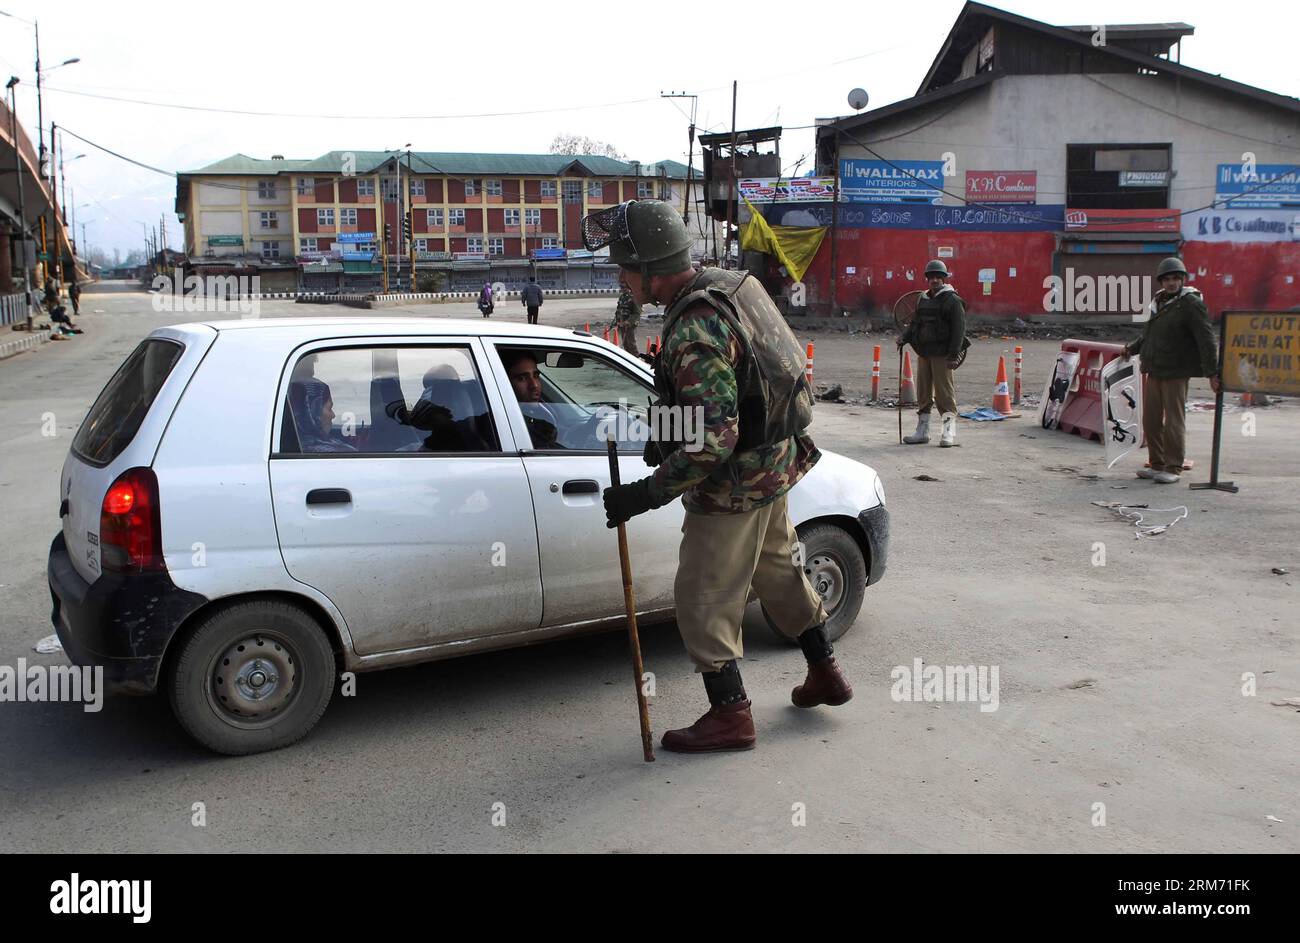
[847,88,869,111]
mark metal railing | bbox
[0,292,30,326]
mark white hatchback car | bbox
[48,318,889,754]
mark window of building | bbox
[260,211,279,230]
[464,179,477,197]
[485,179,502,196]
[449,208,465,226]
[659,182,671,201]
[381,178,400,203]
[467,237,483,253]
[562,181,583,204]
[587,181,603,200]
[1067,143,1171,209]
[540,180,557,198]
[258,180,277,199]
[299,237,318,253]
[297,177,315,197]
[340,208,358,226]
[357,178,375,197]
[637,181,653,199]
[262,241,281,259]
[542,237,560,249]
[427,208,444,227]
[487,237,504,256]
[524,208,541,227]
[414,238,428,252]
[504,209,520,227]
[317,208,335,227]
[355,241,377,253]
[410,178,425,197]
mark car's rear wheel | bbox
[763,523,867,644]
[167,601,336,755]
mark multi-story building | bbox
[174,151,708,293]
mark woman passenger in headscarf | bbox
[290,379,358,453]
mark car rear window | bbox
[72,338,184,466]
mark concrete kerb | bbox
[293,288,621,309]
[0,329,53,360]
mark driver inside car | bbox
[500,349,561,449]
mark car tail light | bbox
[100,467,165,573]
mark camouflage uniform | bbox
[648,294,827,671]
[614,287,641,355]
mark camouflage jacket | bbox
[647,302,819,514]
[614,288,641,326]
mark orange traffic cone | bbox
[899,351,917,406]
[992,355,1013,415]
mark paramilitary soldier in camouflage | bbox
[584,200,853,754]
[1122,257,1220,483]
[613,286,641,355]
[898,259,966,447]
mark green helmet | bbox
[924,259,949,277]
[1156,257,1187,278]
[582,200,692,276]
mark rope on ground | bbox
[1092,501,1190,539]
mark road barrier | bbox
[0,292,30,326]
[871,345,881,401]
[1055,339,1126,442]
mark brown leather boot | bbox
[792,657,853,708]
[661,700,756,753]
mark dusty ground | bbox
[0,287,1294,853]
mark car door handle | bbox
[306,488,352,506]
[562,479,600,495]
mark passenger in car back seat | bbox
[386,365,492,452]
[290,379,359,453]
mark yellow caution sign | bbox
[1220,312,1300,397]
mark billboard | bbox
[1214,163,1300,208]
[965,171,1037,204]
[1064,208,1180,233]
[1184,208,1299,243]
[839,159,945,204]
[739,177,837,203]
[1220,312,1300,397]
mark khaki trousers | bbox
[916,355,957,416]
[674,493,829,672]
[1144,376,1189,473]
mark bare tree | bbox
[548,134,626,160]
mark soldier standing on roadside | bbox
[898,260,965,448]
[1122,256,1220,483]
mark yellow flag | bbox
[740,198,827,283]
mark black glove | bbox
[408,399,452,431]
[384,400,410,423]
[603,478,656,528]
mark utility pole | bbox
[406,148,416,288]
[724,81,738,270]
[660,91,698,224]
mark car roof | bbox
[173,317,595,341]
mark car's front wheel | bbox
[167,601,336,755]
[763,522,867,644]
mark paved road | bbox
[0,289,1295,852]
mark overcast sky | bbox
[3,0,1296,256]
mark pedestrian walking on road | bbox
[477,282,494,318]
[1122,257,1219,484]
[521,276,543,325]
[897,259,965,447]
[589,199,851,754]
[68,279,81,316]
